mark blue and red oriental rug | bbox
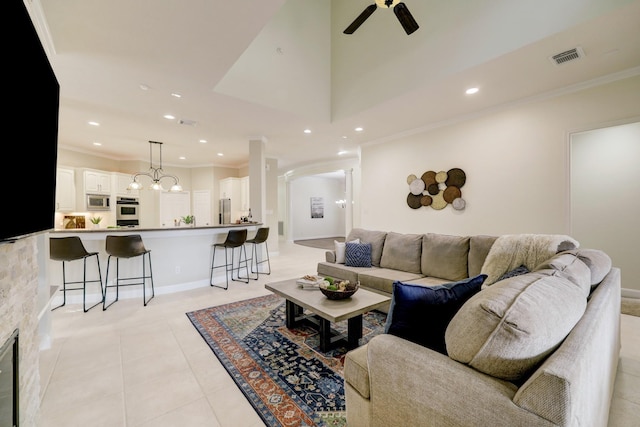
[186,293,386,427]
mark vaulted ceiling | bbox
[29,0,640,171]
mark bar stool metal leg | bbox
[210,229,249,288]
[244,227,271,280]
[143,251,155,305]
[50,236,104,313]
[235,244,251,282]
[103,234,154,310]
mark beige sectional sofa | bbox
[318,229,499,303]
[317,229,621,426]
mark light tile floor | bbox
[39,239,640,426]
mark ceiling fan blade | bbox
[393,2,419,35]
[343,4,377,34]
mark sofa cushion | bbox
[571,249,612,288]
[468,235,498,277]
[421,233,470,281]
[445,271,587,381]
[533,252,592,296]
[346,228,387,267]
[343,344,370,399]
[380,232,423,274]
[384,275,487,355]
[357,269,425,295]
[317,261,371,285]
[345,242,372,267]
[335,238,360,264]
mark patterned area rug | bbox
[186,293,386,427]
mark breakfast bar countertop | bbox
[50,222,262,234]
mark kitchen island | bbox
[46,223,262,306]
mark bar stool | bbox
[103,234,154,310]
[245,227,271,280]
[50,237,104,312]
[210,228,249,289]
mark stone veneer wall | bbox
[0,236,41,426]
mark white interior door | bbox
[159,191,191,227]
[193,190,212,226]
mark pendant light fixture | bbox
[128,141,183,191]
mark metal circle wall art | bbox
[406,168,466,211]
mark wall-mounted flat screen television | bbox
[2,0,60,242]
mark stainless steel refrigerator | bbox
[219,198,231,224]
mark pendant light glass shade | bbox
[128,141,183,192]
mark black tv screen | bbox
[3,1,60,242]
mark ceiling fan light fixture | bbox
[375,0,400,8]
[344,1,419,35]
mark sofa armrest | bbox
[325,250,336,263]
[365,334,553,427]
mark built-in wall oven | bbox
[116,196,140,227]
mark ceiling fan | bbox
[344,0,419,35]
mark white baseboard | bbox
[622,288,640,299]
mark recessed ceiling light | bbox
[303,129,311,134]
[179,156,186,160]
[338,150,348,155]
[139,84,150,90]
[171,92,181,98]
[217,153,224,157]
[355,127,363,132]
[465,87,479,95]
[164,114,175,120]
[88,121,100,126]
[199,139,207,144]
[92,142,102,146]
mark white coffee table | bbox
[265,279,390,352]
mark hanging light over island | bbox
[128,140,183,191]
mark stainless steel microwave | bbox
[86,193,110,211]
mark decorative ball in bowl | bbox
[319,280,359,300]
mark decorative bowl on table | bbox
[319,280,359,300]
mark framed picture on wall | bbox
[310,197,324,218]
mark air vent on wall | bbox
[549,46,585,65]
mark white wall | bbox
[289,175,346,240]
[360,75,640,291]
[571,121,640,296]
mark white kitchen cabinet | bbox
[84,170,111,194]
[113,172,139,197]
[220,177,235,199]
[55,167,76,212]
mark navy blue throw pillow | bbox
[384,274,487,355]
[345,242,372,267]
